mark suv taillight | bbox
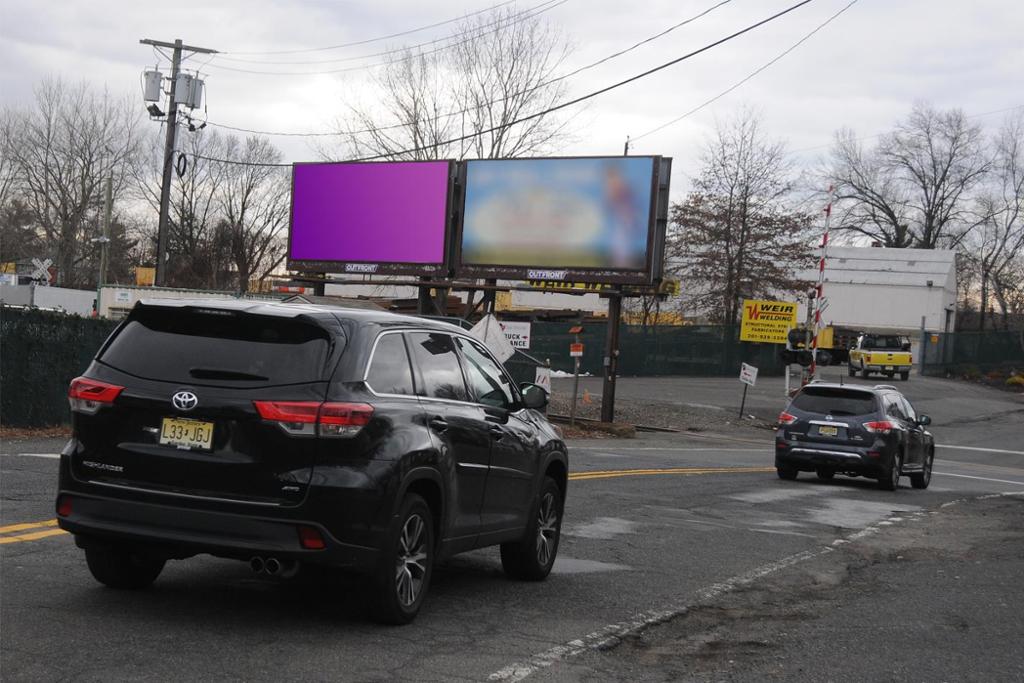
[777,411,798,425]
[863,420,895,434]
[253,401,373,438]
[68,377,124,414]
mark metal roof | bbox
[803,246,956,288]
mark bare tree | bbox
[2,77,141,285]
[219,136,290,292]
[334,50,460,161]
[669,110,814,325]
[134,128,234,288]
[829,102,990,249]
[967,111,1024,329]
[449,6,572,159]
[328,5,572,161]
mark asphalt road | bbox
[2,375,1022,681]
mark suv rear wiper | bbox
[189,367,269,381]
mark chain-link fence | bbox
[920,330,1024,376]
[1,307,119,427]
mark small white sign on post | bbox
[534,366,551,394]
[499,321,531,349]
[739,362,758,387]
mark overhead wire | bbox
[632,0,859,143]
[187,0,818,168]
[205,0,568,76]
[204,0,735,138]
[224,0,522,56]
[215,0,564,66]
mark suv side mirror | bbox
[917,414,931,426]
[520,383,549,410]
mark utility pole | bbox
[99,176,112,286]
[140,38,218,287]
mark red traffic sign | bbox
[570,343,584,357]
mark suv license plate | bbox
[818,425,838,437]
[160,417,214,450]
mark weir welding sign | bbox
[739,299,798,344]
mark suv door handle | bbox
[489,426,504,441]
[429,417,448,433]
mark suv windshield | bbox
[99,307,333,385]
[791,388,876,417]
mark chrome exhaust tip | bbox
[250,556,265,574]
[264,557,281,576]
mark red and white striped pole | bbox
[809,186,835,379]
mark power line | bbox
[224,0,522,56]
[205,0,735,138]
[215,0,563,65]
[189,0,817,168]
[205,0,568,76]
[632,0,859,143]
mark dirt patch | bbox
[562,496,1024,682]
[0,425,71,441]
[547,394,772,438]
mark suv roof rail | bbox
[873,384,897,391]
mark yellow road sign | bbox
[740,299,798,344]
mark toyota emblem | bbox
[172,391,198,411]
[826,415,834,421]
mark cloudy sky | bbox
[2,0,1021,193]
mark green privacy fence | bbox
[526,322,788,377]
[920,330,1024,375]
[0,308,790,428]
[1,307,119,428]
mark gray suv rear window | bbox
[791,388,876,417]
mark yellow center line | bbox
[0,519,59,534]
[569,467,774,481]
[0,528,68,544]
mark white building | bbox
[799,246,957,334]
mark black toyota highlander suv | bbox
[775,382,934,491]
[56,300,568,623]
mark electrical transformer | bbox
[143,70,163,102]
[174,73,204,109]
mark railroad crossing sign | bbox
[31,258,53,284]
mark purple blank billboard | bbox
[289,161,451,272]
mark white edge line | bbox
[937,444,1024,455]
[488,547,831,681]
[487,492,1024,682]
[933,471,1024,486]
[4,453,61,459]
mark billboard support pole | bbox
[601,290,622,423]
[482,278,497,315]
[417,277,433,315]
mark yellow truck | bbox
[847,333,913,381]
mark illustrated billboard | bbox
[288,160,454,276]
[456,156,671,284]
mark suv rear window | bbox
[791,388,876,417]
[99,308,333,385]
